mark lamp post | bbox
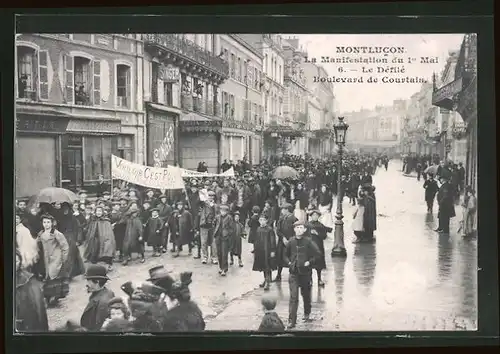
[331,116,349,258]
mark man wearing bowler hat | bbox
[80,264,115,331]
[147,265,175,293]
[436,174,455,234]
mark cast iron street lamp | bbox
[331,116,349,258]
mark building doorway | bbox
[61,135,83,192]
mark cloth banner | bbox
[112,155,185,190]
[176,167,235,178]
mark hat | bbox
[233,210,240,216]
[150,207,160,213]
[78,190,88,196]
[119,196,129,202]
[130,283,165,303]
[84,264,109,281]
[252,205,261,213]
[147,265,172,282]
[219,204,230,211]
[207,190,216,196]
[108,297,126,309]
[111,200,121,206]
[176,201,185,206]
[145,189,154,194]
[128,188,138,193]
[120,281,135,298]
[129,196,139,202]
[293,219,305,227]
[281,202,293,210]
[103,191,111,196]
[158,194,168,199]
[308,209,321,216]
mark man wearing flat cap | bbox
[284,219,321,329]
[80,264,115,331]
[199,190,217,264]
[274,202,297,282]
[212,204,235,276]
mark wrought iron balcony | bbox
[144,34,229,79]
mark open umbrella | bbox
[29,187,78,206]
[272,166,299,180]
[424,165,439,175]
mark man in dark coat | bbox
[283,220,321,329]
[199,191,217,264]
[306,210,332,287]
[436,175,456,234]
[174,201,194,257]
[80,264,115,331]
[274,203,297,282]
[213,204,235,276]
[96,174,109,199]
[423,174,439,212]
[145,208,164,257]
[362,185,377,242]
[188,182,202,258]
[15,250,49,332]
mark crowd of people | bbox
[22,150,462,332]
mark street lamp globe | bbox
[334,116,349,145]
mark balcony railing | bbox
[180,93,221,117]
[144,34,229,78]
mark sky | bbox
[295,34,465,113]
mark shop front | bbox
[221,120,255,164]
[179,113,222,173]
[146,103,180,168]
[15,106,137,198]
[15,110,70,199]
[263,124,303,160]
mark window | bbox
[278,65,282,84]
[115,135,134,162]
[237,57,241,81]
[222,91,229,118]
[84,136,112,181]
[247,65,253,88]
[254,69,259,90]
[164,82,173,106]
[17,46,37,99]
[229,94,235,118]
[230,53,236,78]
[264,54,268,74]
[116,64,131,108]
[151,62,159,102]
[252,103,258,124]
[64,55,101,106]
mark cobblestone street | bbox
[46,161,477,331]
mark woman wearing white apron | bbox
[317,184,333,229]
[352,188,366,243]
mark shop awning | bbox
[264,124,303,138]
[180,112,222,133]
[432,77,463,109]
[147,102,181,115]
[313,128,332,138]
[16,105,73,118]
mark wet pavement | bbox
[206,161,478,331]
[46,160,477,331]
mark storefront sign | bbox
[148,117,176,167]
[67,119,121,134]
[112,155,184,189]
[163,65,180,82]
[432,77,463,104]
[16,115,69,133]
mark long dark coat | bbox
[145,217,164,247]
[306,220,331,271]
[247,214,260,244]
[15,269,49,332]
[294,188,309,210]
[80,287,115,331]
[231,221,244,256]
[57,213,85,278]
[157,202,173,244]
[177,209,194,246]
[252,225,277,272]
[363,194,377,233]
[423,179,439,202]
[161,301,205,332]
[83,216,116,263]
[276,213,297,268]
[437,182,456,218]
[122,212,143,255]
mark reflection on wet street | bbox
[207,161,477,331]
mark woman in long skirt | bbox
[461,186,477,237]
[37,214,70,306]
[57,203,85,279]
[317,184,333,229]
[252,214,277,291]
[306,210,332,287]
[352,189,366,242]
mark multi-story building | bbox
[238,34,288,159]
[282,37,308,156]
[433,33,477,191]
[219,34,264,165]
[302,63,336,158]
[143,34,229,172]
[15,33,144,198]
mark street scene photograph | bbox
[14,32,477,333]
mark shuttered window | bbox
[63,55,74,104]
[93,60,101,106]
[38,50,49,100]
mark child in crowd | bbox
[258,295,285,332]
[230,211,245,267]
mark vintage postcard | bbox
[14,32,478,333]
